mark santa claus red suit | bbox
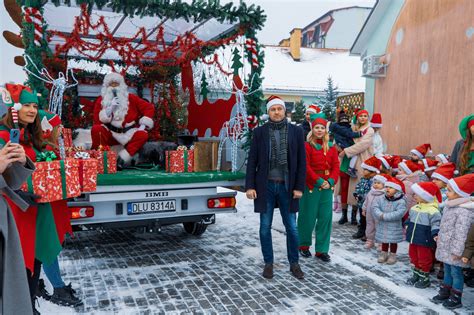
[91,73,155,164]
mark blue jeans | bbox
[260,181,299,265]
[443,263,464,292]
[43,257,65,289]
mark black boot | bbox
[442,289,462,309]
[350,207,358,225]
[406,268,420,286]
[414,271,431,288]
[299,248,312,258]
[431,285,451,304]
[352,209,366,238]
[49,283,83,307]
[36,279,51,300]
[338,208,348,225]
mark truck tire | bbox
[183,222,208,236]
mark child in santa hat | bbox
[432,174,474,309]
[372,177,407,265]
[435,154,450,165]
[421,158,439,179]
[362,173,390,249]
[432,163,457,214]
[410,143,432,163]
[371,113,384,155]
[396,160,428,212]
[376,154,393,175]
[352,156,382,240]
[405,182,442,289]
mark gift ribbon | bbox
[36,151,57,162]
[59,160,67,199]
[184,150,188,172]
[74,151,90,159]
[103,151,108,174]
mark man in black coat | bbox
[245,95,306,280]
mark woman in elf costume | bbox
[0,84,64,310]
[298,113,340,262]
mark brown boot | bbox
[290,263,304,279]
[262,264,273,279]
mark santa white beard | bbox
[101,84,129,121]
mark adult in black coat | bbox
[245,96,306,280]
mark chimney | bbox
[289,28,301,61]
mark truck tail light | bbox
[207,197,236,209]
[70,207,94,219]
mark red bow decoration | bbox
[5,83,32,103]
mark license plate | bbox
[127,200,176,215]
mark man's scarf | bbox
[268,119,288,170]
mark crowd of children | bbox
[345,141,473,310]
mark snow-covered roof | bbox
[262,46,365,93]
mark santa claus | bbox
[91,72,155,166]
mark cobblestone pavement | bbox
[40,195,473,314]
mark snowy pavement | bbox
[39,192,473,314]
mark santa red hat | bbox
[306,104,320,114]
[370,113,382,128]
[410,143,432,159]
[411,182,442,203]
[361,156,382,173]
[436,154,449,164]
[374,173,391,184]
[390,155,402,171]
[376,154,391,170]
[421,158,438,172]
[399,160,422,175]
[431,162,456,184]
[448,174,474,198]
[266,95,286,112]
[385,177,405,193]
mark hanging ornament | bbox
[22,6,44,47]
[247,115,258,129]
[245,38,259,68]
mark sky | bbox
[0,0,375,84]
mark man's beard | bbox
[101,84,129,121]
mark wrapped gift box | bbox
[62,128,73,147]
[92,150,117,174]
[166,149,194,173]
[77,158,98,192]
[21,158,81,203]
[193,141,219,172]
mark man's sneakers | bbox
[290,263,305,279]
[262,264,273,279]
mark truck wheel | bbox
[183,222,208,236]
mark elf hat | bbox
[266,95,286,112]
[4,83,39,110]
[356,109,369,118]
[448,174,474,198]
[410,143,432,159]
[390,155,402,171]
[436,154,449,164]
[385,177,405,193]
[374,173,391,184]
[458,114,474,140]
[39,110,61,132]
[398,160,422,175]
[432,162,457,184]
[370,113,383,128]
[421,158,438,172]
[361,156,382,173]
[376,154,391,170]
[310,112,327,128]
[411,182,442,203]
[306,104,320,114]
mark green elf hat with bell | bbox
[310,112,328,128]
[459,114,474,140]
[4,83,39,110]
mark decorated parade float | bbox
[2,0,266,235]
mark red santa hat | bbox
[411,182,442,203]
[436,154,449,164]
[399,160,422,175]
[266,95,286,112]
[361,156,382,173]
[306,104,320,114]
[421,158,438,172]
[376,154,391,170]
[385,177,405,193]
[410,143,432,159]
[374,173,391,184]
[390,155,402,171]
[370,113,382,128]
[431,162,456,184]
[448,174,474,198]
